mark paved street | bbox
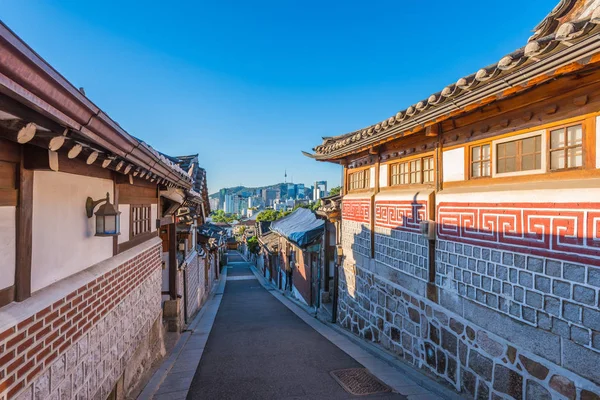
[186,254,404,399]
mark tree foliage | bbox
[247,236,260,254]
[256,209,290,222]
[211,210,240,223]
[329,186,341,196]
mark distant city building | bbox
[313,181,327,201]
[286,183,296,199]
[209,197,219,211]
[296,183,305,199]
[262,188,278,207]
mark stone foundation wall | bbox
[338,263,600,399]
[375,227,429,281]
[0,240,164,400]
[184,252,208,322]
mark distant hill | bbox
[209,183,289,198]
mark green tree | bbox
[329,186,341,196]
[247,236,260,254]
[211,210,240,223]
[256,209,290,222]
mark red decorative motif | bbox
[375,200,428,232]
[437,202,600,265]
[342,199,371,223]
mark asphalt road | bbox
[186,253,403,400]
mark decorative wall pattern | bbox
[437,202,600,266]
[375,200,428,232]
[342,199,371,224]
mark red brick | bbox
[59,303,70,315]
[16,360,34,379]
[44,351,58,366]
[35,325,51,342]
[25,363,42,384]
[0,349,15,368]
[35,306,52,320]
[71,295,83,308]
[6,332,25,349]
[0,374,15,393]
[44,310,59,325]
[52,316,67,330]
[27,321,43,336]
[26,342,43,359]
[16,336,34,354]
[16,317,34,332]
[7,355,25,374]
[35,346,51,363]
[57,339,71,354]
[52,335,65,350]
[65,291,77,302]
[44,331,59,346]
[59,321,72,334]
[52,298,65,310]
[7,379,24,398]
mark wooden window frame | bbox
[388,155,435,187]
[547,121,585,172]
[492,130,547,178]
[469,143,492,179]
[347,168,370,192]
[130,204,152,238]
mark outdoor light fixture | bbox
[86,192,120,237]
[336,244,344,264]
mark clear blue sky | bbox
[2,1,556,194]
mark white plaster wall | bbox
[151,204,158,232]
[369,167,376,189]
[443,148,465,182]
[596,116,600,168]
[31,171,114,293]
[118,204,130,244]
[0,206,15,290]
[379,165,388,188]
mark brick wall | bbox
[0,242,163,400]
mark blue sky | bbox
[2,1,556,194]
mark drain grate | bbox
[330,368,392,396]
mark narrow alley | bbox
[141,252,451,400]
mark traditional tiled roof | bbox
[305,0,600,160]
[258,231,279,253]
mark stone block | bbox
[551,317,570,338]
[492,280,501,294]
[449,318,464,335]
[549,374,576,400]
[496,265,508,281]
[545,260,562,277]
[573,285,596,306]
[519,271,533,289]
[462,369,477,398]
[469,349,493,381]
[564,263,586,283]
[589,269,600,288]
[493,365,523,400]
[476,381,490,400]
[476,331,503,357]
[526,380,551,400]
[544,296,560,316]
[436,348,447,375]
[430,324,440,345]
[582,390,600,400]
[441,328,458,356]
[518,355,549,380]
[535,276,551,293]
[562,340,600,385]
[522,306,536,323]
[537,312,552,331]
[459,340,468,366]
[525,291,543,309]
[571,325,590,346]
[563,302,582,324]
[464,300,561,364]
[514,286,524,302]
[594,331,600,351]
[509,301,521,318]
[553,280,571,299]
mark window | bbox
[496,135,541,174]
[348,169,369,191]
[470,144,491,178]
[390,156,434,186]
[549,123,583,170]
[131,204,151,237]
[423,157,435,183]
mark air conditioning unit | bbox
[420,220,436,240]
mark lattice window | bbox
[390,156,434,186]
[496,135,541,174]
[470,144,491,178]
[550,123,583,170]
[130,205,151,237]
[348,169,369,191]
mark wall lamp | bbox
[86,192,121,237]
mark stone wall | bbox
[184,252,209,322]
[338,199,600,400]
[0,240,164,400]
[338,262,600,399]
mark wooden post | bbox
[168,223,178,300]
[15,149,33,301]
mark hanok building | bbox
[306,1,600,398]
[0,22,212,400]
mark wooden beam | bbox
[15,149,33,301]
[168,223,178,300]
[113,173,119,256]
[0,285,14,307]
[425,123,440,137]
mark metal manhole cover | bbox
[330,368,392,396]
